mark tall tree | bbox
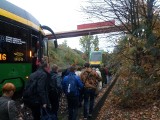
[79,35,99,60]
[82,0,159,65]
[61,40,68,47]
[83,0,156,35]
[82,0,160,107]
[93,35,99,50]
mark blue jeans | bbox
[67,95,79,120]
[83,88,96,118]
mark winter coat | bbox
[80,68,100,89]
[50,71,62,96]
[29,68,49,105]
[0,96,19,120]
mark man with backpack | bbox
[62,65,84,120]
[80,63,100,119]
[23,61,50,120]
[48,64,62,118]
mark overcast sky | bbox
[7,0,87,31]
[6,0,89,50]
[6,0,114,52]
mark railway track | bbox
[90,75,118,120]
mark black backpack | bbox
[49,74,58,93]
[49,73,62,96]
[22,70,41,107]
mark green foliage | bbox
[61,40,68,47]
[83,0,160,110]
[110,33,160,108]
[48,41,86,68]
[79,35,99,60]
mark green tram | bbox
[89,50,105,67]
[0,0,57,94]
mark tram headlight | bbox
[29,51,32,58]
[25,76,29,79]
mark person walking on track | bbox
[80,63,100,119]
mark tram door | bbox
[31,35,39,72]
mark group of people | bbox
[62,62,104,120]
[0,60,112,120]
[0,61,61,120]
[23,61,62,120]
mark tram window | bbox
[43,38,48,56]
[0,21,29,62]
[31,35,38,56]
[90,52,102,61]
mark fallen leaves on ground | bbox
[97,91,160,120]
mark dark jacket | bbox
[0,96,19,120]
[29,68,49,105]
[50,71,62,94]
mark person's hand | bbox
[18,117,23,120]
[43,104,47,108]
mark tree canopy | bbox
[79,35,99,60]
[82,0,160,108]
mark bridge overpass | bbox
[46,25,125,39]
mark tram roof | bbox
[0,0,41,30]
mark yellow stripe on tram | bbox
[90,61,101,65]
[0,8,41,31]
